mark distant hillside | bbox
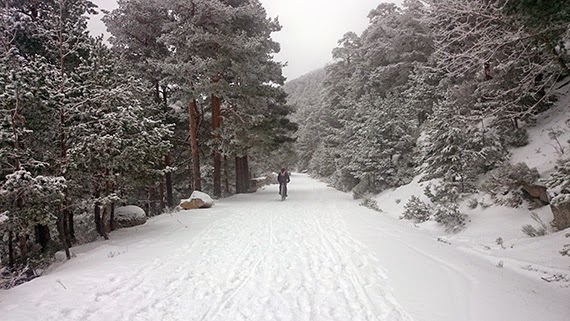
[283,68,326,113]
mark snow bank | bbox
[114,206,145,220]
[189,191,213,203]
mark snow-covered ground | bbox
[1,174,568,321]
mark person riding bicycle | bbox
[277,168,290,196]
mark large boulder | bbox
[114,205,147,229]
[550,194,570,231]
[521,182,550,208]
[180,191,214,209]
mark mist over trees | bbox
[1,0,294,283]
[287,0,570,197]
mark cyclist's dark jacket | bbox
[278,171,290,184]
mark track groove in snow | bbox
[1,175,413,321]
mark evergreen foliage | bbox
[289,0,568,199]
[545,158,570,192]
[482,162,540,207]
[401,195,431,223]
[432,203,467,233]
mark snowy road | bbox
[1,174,568,321]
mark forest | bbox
[2,0,570,287]
[285,0,570,233]
[0,0,296,285]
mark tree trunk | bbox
[34,224,51,252]
[159,180,166,211]
[66,206,76,245]
[101,206,109,240]
[94,186,103,236]
[57,211,71,259]
[235,155,250,194]
[105,170,115,232]
[148,187,158,217]
[165,153,174,207]
[57,8,74,252]
[188,99,202,191]
[212,94,222,198]
[8,230,14,267]
[223,156,230,195]
[159,85,174,208]
[18,232,28,265]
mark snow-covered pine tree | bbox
[0,0,96,265]
[112,0,292,196]
[283,69,327,171]
[420,94,506,194]
[345,94,416,193]
[426,0,563,146]
[102,0,176,207]
[68,39,172,239]
[312,1,431,192]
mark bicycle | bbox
[280,183,287,201]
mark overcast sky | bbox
[87,0,402,81]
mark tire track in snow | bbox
[200,214,277,321]
[298,204,412,321]
[40,180,414,321]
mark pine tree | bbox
[103,0,175,207]
[420,95,506,193]
[68,39,171,238]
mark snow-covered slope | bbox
[510,82,570,175]
[1,175,568,321]
[370,82,570,299]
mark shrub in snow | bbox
[521,212,548,237]
[501,128,529,148]
[521,224,547,237]
[495,237,505,249]
[561,242,569,257]
[0,265,38,289]
[424,183,461,204]
[433,203,467,233]
[482,162,539,207]
[352,175,372,199]
[329,168,359,193]
[401,196,432,223]
[359,198,382,213]
[467,198,479,209]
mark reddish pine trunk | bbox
[211,94,222,198]
[57,209,71,259]
[188,99,202,191]
[235,155,250,194]
[223,156,230,195]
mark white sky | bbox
[87,0,402,81]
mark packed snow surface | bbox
[1,174,568,321]
[114,205,146,220]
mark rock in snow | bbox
[114,205,147,228]
[180,191,214,209]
